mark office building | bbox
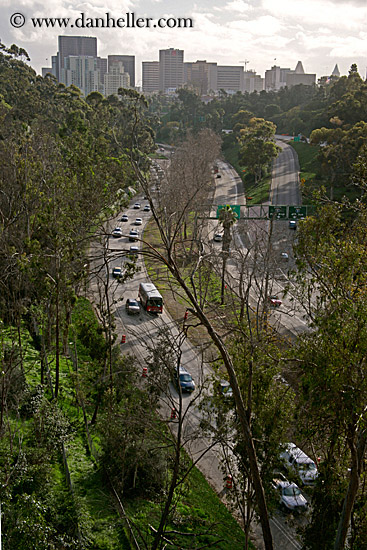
[58,36,97,81]
[184,60,217,95]
[243,70,264,93]
[142,61,160,93]
[159,48,184,93]
[285,61,315,88]
[97,57,108,83]
[104,62,130,96]
[265,66,291,91]
[265,61,315,91]
[216,65,244,93]
[108,55,135,87]
[60,55,102,96]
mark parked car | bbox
[112,267,122,279]
[216,174,222,179]
[129,229,139,242]
[143,204,151,212]
[175,367,195,393]
[213,233,223,242]
[111,227,123,238]
[120,214,128,222]
[280,443,318,486]
[125,298,140,315]
[269,295,282,307]
[281,252,289,260]
[135,218,143,225]
[133,202,141,209]
[289,220,297,230]
[272,473,308,513]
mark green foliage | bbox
[238,117,280,182]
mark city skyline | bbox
[1,0,366,86]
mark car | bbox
[125,298,140,315]
[129,245,139,254]
[219,380,233,398]
[129,229,139,242]
[175,367,195,393]
[120,214,129,222]
[269,295,282,307]
[159,147,165,152]
[143,204,151,212]
[133,203,141,209]
[289,220,297,230]
[112,267,123,279]
[281,252,289,260]
[216,174,222,179]
[213,233,223,242]
[280,443,319,486]
[135,218,143,225]
[111,227,123,238]
[272,473,308,513]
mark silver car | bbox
[125,298,140,315]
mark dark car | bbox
[120,214,128,222]
[176,368,195,393]
[125,298,140,315]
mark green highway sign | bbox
[268,205,287,219]
[289,206,307,219]
[216,204,241,220]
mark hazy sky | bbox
[1,0,367,84]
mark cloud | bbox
[214,0,253,13]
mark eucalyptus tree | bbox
[238,118,280,183]
[132,130,277,550]
[292,200,367,549]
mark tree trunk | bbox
[334,428,367,550]
[151,395,183,550]
[171,267,274,550]
[55,275,60,399]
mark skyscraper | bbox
[159,48,184,93]
[58,36,97,80]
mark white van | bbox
[280,442,318,486]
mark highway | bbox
[87,142,308,550]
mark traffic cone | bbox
[142,367,148,378]
[225,475,233,489]
[170,407,177,420]
[184,310,189,321]
[121,334,126,344]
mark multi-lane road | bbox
[89,142,309,550]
